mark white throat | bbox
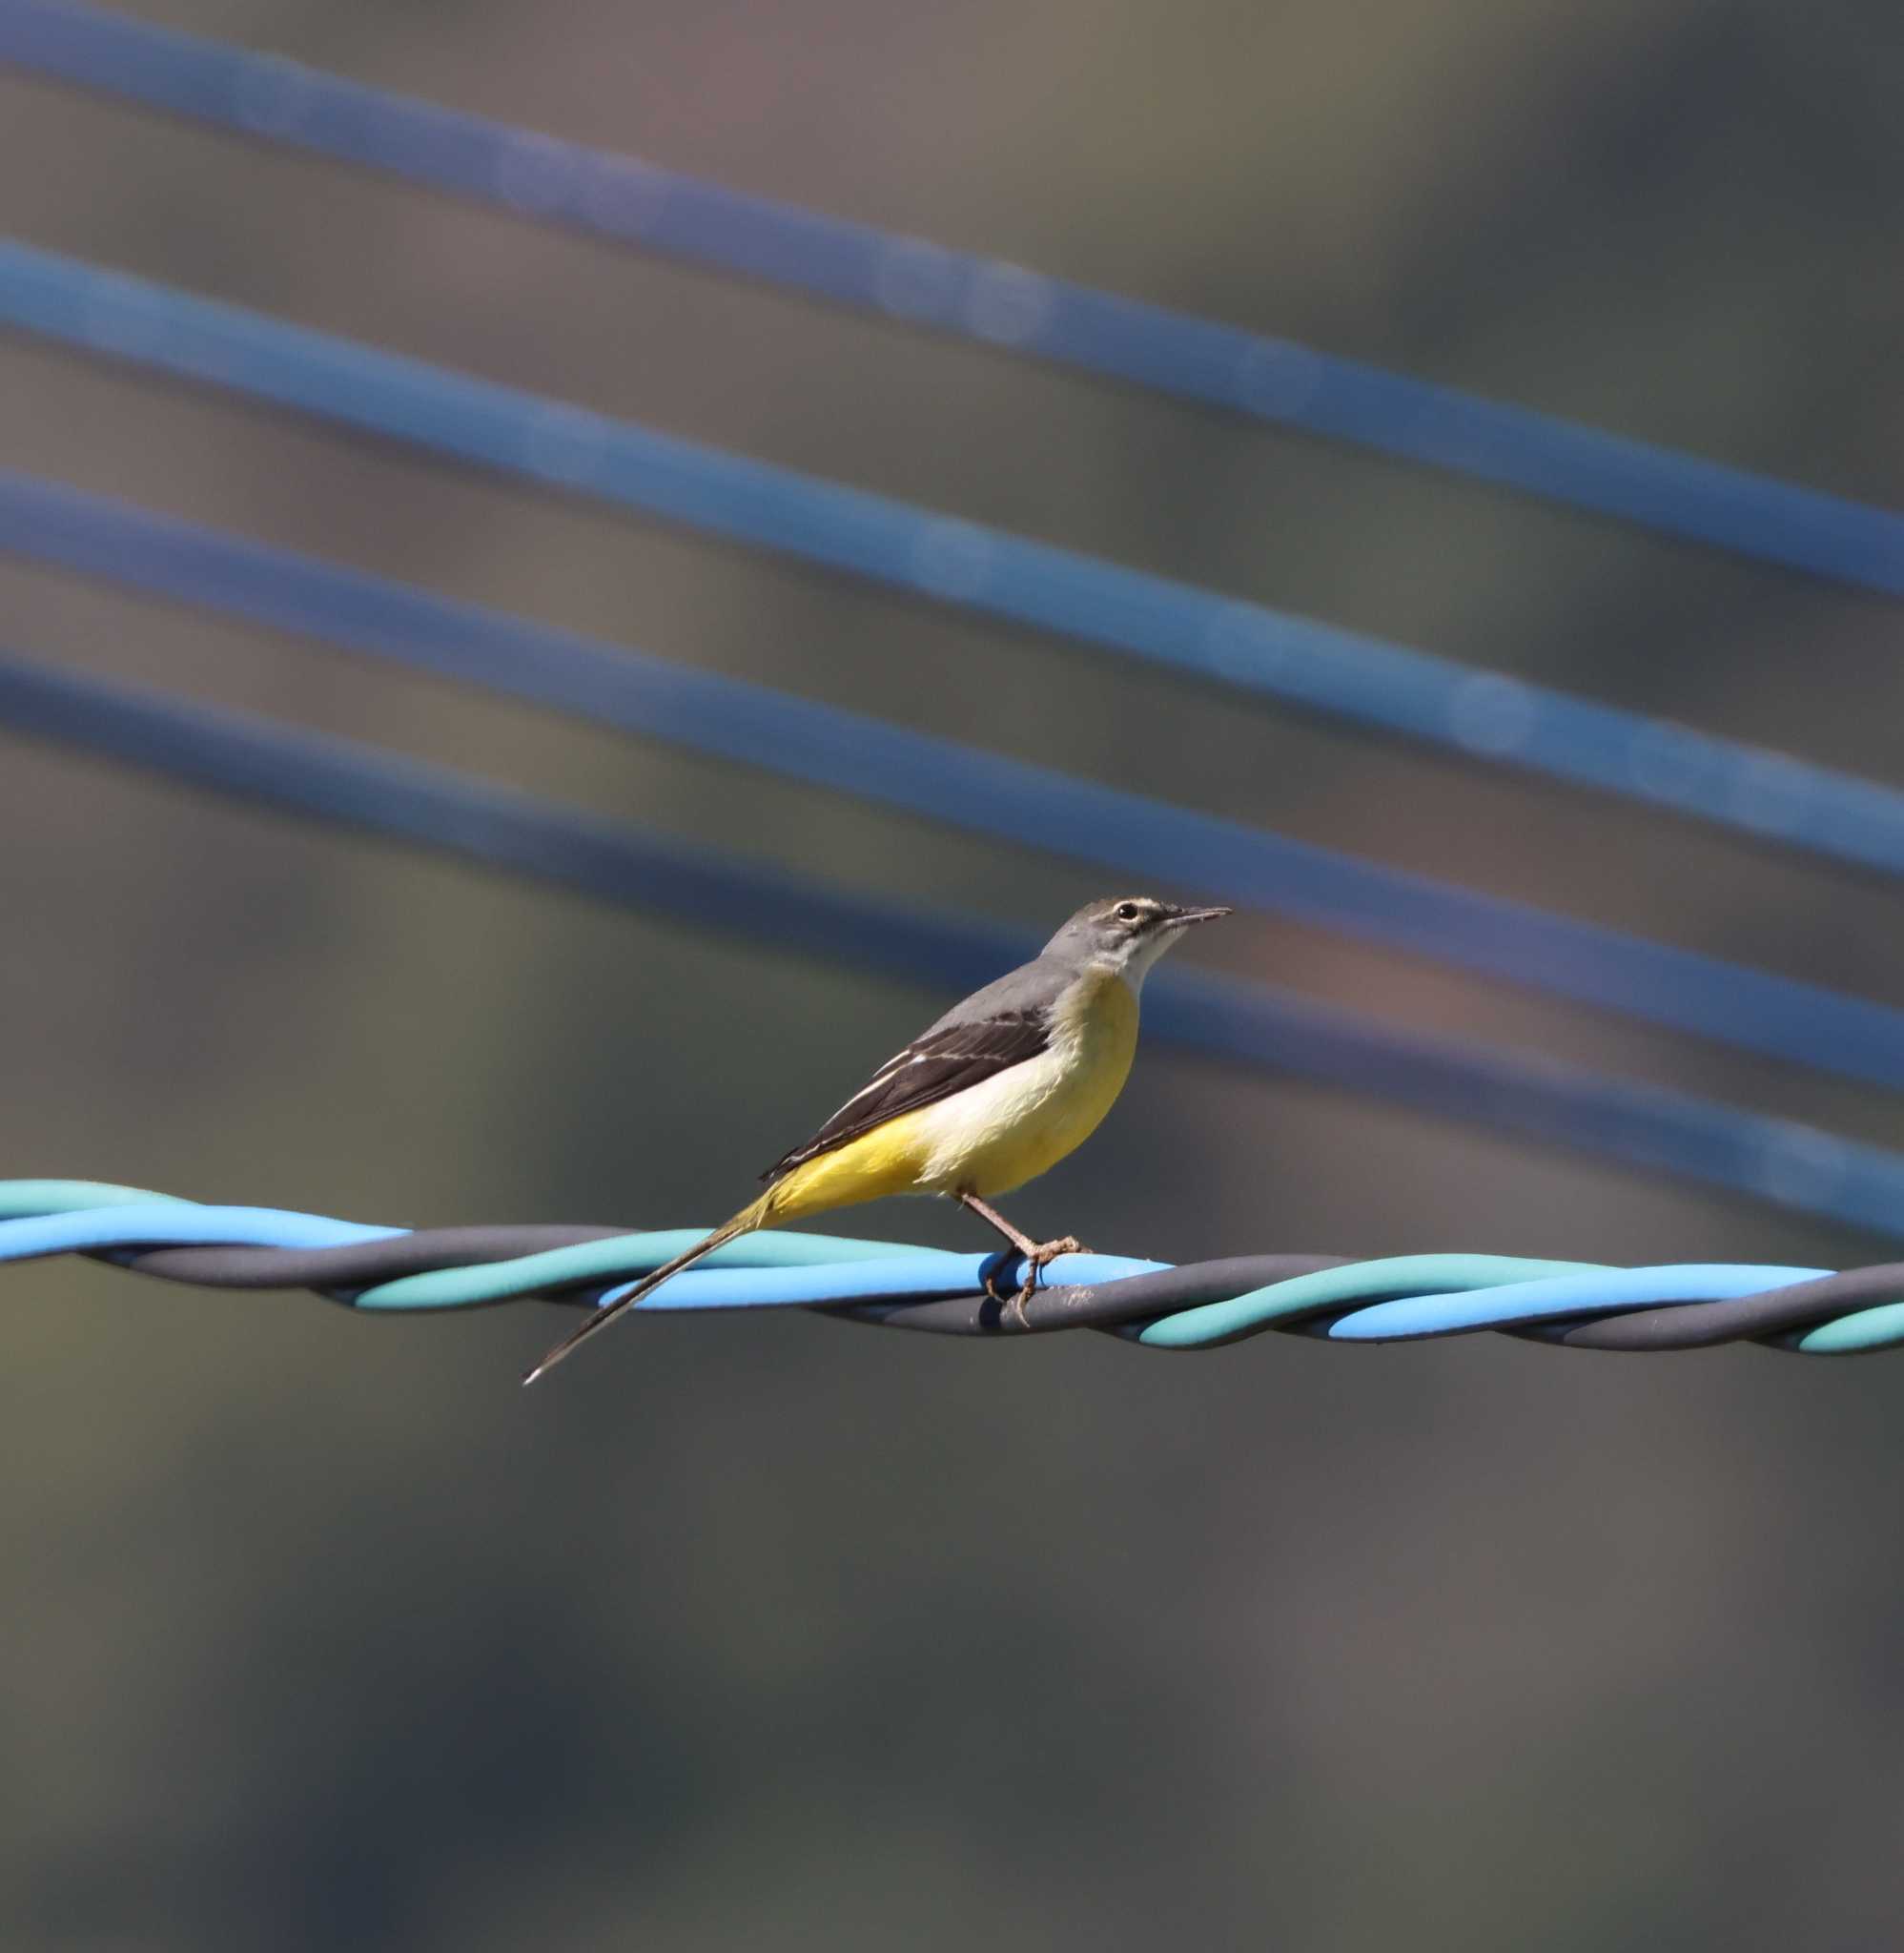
[1103,924,1189,995]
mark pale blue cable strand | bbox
[4,0,1901,600]
[5,1182,1902,1354]
[5,238,1904,889]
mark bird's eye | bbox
[1116,902,1142,923]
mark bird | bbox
[523,894,1231,1383]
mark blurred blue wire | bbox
[9,469,1904,1090]
[5,241,1904,891]
[3,643,1902,1238]
[3,0,1901,600]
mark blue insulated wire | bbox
[2,0,1901,599]
[1126,1255,1603,1348]
[1324,1264,1835,1342]
[7,1183,1904,1354]
[0,1203,403,1258]
[4,243,1904,894]
[350,1233,975,1311]
[6,470,1904,1090]
[7,646,1904,1239]
[588,1252,1164,1315]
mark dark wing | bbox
[761,1007,1050,1184]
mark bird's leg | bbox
[956,1191,1088,1324]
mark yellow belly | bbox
[761,970,1139,1223]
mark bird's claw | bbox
[983,1236,1089,1328]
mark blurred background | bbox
[4,1,1903,1946]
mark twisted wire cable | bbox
[9,646,1904,1240]
[3,0,1900,603]
[9,473,1904,1093]
[7,1182,1901,1355]
[7,244,1904,895]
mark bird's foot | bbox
[1024,1235,1086,1275]
[983,1236,1089,1328]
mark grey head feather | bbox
[1036,894,1234,991]
[932,894,1235,1031]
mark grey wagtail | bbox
[524,895,1230,1382]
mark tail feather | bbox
[522,1195,769,1385]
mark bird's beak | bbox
[1170,905,1233,927]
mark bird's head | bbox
[1045,894,1233,988]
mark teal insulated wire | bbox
[6,1182,1904,1356]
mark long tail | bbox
[522,1192,771,1386]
